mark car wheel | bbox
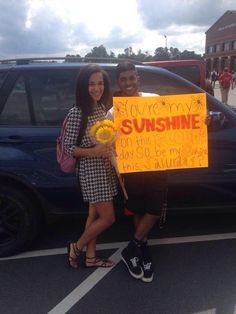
[0,185,40,257]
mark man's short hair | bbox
[116,61,137,79]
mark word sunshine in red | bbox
[120,114,200,135]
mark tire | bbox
[0,185,40,257]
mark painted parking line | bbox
[193,306,236,314]
[193,310,216,314]
[1,232,236,261]
[47,246,126,314]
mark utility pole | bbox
[164,34,167,51]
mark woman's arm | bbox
[64,108,112,158]
[73,144,112,158]
[64,108,81,156]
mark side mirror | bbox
[208,111,226,129]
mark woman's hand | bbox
[92,144,112,157]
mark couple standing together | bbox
[64,61,167,283]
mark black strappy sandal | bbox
[67,242,81,269]
[84,256,115,268]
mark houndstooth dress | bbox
[64,105,118,204]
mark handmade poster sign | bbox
[113,93,208,173]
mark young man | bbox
[107,61,167,282]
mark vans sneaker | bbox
[121,246,143,279]
[141,259,154,282]
[140,243,154,282]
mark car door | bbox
[0,67,85,213]
[167,98,236,212]
[137,67,236,212]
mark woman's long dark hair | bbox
[75,64,111,115]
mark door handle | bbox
[0,136,24,143]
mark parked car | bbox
[0,58,236,256]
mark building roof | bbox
[205,10,236,34]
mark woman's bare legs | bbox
[69,201,115,265]
[85,204,98,259]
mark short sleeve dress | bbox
[64,105,118,204]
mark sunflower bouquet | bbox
[89,119,117,144]
[90,119,128,200]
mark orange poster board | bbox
[113,93,208,173]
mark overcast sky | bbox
[0,0,235,59]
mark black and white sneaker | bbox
[121,246,143,279]
[141,259,154,282]
[140,243,154,282]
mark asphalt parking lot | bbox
[2,214,236,314]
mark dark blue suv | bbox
[1,58,236,256]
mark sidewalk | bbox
[212,82,236,109]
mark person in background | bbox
[205,77,214,96]
[219,67,232,105]
[64,64,117,269]
[210,70,217,88]
[107,61,167,283]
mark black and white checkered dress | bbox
[64,105,118,204]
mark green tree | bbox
[169,47,181,60]
[117,47,136,60]
[144,51,153,62]
[180,50,202,60]
[64,45,204,63]
[135,49,147,62]
[64,54,81,62]
[84,45,109,60]
[109,51,116,58]
[153,47,170,61]
[124,47,135,58]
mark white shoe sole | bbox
[141,274,154,283]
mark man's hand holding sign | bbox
[113,93,208,173]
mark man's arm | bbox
[106,107,114,121]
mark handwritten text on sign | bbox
[113,93,208,173]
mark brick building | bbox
[205,10,236,74]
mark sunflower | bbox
[89,120,102,137]
[95,126,115,144]
[90,119,117,144]
[101,119,116,129]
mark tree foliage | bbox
[67,45,203,62]
[153,47,170,61]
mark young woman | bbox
[64,64,117,268]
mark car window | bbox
[163,65,200,87]
[107,67,198,96]
[0,75,31,125]
[138,70,198,95]
[27,70,77,126]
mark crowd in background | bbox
[208,68,236,105]
[210,68,236,90]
